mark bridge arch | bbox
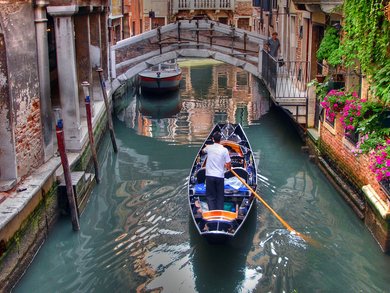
[109,20,312,127]
[110,20,266,93]
[112,49,261,92]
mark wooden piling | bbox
[55,119,80,231]
[157,27,162,54]
[196,20,199,49]
[178,21,181,49]
[82,81,100,184]
[210,23,214,47]
[96,68,118,153]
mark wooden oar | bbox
[231,169,319,247]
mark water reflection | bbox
[190,204,257,293]
[115,59,271,145]
[138,90,182,120]
[13,59,390,293]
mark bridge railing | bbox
[261,50,310,99]
[261,50,310,125]
[176,0,235,10]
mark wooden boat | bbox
[188,123,257,243]
[138,60,182,93]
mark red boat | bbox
[138,60,182,93]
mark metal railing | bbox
[261,50,310,99]
[261,50,310,125]
[176,0,234,10]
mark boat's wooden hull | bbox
[188,123,257,243]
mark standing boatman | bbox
[202,132,231,210]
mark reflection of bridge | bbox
[111,20,312,127]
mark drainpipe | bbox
[34,0,54,162]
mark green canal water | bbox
[14,59,390,292]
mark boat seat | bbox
[230,155,244,167]
[225,167,248,182]
[202,210,237,222]
[196,168,206,184]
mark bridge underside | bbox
[112,49,260,92]
[111,20,265,92]
[110,20,312,128]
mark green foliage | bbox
[342,0,390,103]
[354,100,384,133]
[371,62,390,104]
[358,132,387,154]
[316,26,342,67]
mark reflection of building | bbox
[122,59,270,143]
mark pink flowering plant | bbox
[340,92,360,133]
[369,139,390,181]
[320,90,350,122]
[328,94,390,181]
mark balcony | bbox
[175,0,234,11]
[292,0,343,13]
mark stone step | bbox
[58,171,96,216]
[0,179,17,192]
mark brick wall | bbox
[320,114,388,202]
[235,1,253,16]
[15,98,44,178]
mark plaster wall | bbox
[0,3,43,180]
[0,25,17,182]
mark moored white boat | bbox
[138,60,182,93]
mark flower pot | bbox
[316,74,325,83]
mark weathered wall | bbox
[0,3,44,180]
[0,22,17,182]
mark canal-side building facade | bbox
[0,0,390,290]
[0,0,116,290]
[290,0,390,251]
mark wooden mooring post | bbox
[96,68,118,153]
[55,115,80,231]
[82,81,100,184]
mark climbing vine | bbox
[341,0,390,103]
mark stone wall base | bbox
[363,185,390,253]
[0,187,59,292]
[305,129,390,253]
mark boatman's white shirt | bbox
[204,143,231,178]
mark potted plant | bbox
[369,139,390,182]
[320,90,350,122]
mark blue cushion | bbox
[195,183,206,194]
[224,184,249,191]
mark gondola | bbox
[188,123,257,243]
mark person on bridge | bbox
[266,32,281,58]
[202,132,231,210]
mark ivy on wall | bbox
[342,0,390,103]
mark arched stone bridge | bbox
[110,19,312,127]
[110,19,265,90]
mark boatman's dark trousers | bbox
[206,176,224,210]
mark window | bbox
[345,130,359,145]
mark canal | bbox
[14,59,390,292]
